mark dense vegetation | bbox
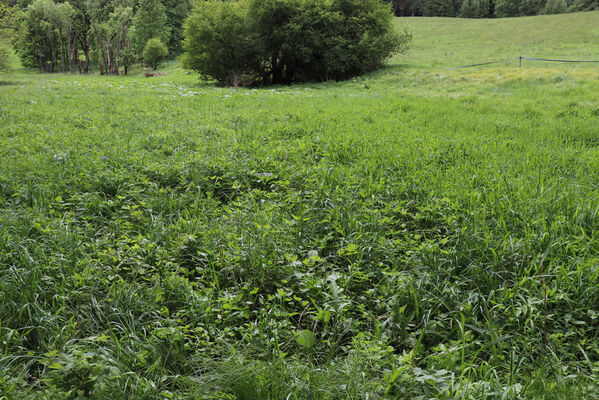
[2,0,596,74]
[2,11,599,399]
[182,0,411,86]
[0,1,16,69]
[4,0,189,74]
[386,0,597,16]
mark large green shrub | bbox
[183,0,411,86]
[182,1,261,86]
[143,38,168,70]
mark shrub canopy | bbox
[143,38,168,70]
[183,0,411,86]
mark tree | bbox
[568,0,598,10]
[161,0,190,55]
[87,1,133,75]
[183,0,411,86]
[142,36,165,69]
[63,0,92,73]
[182,0,260,86]
[1,1,17,69]
[107,5,133,74]
[519,0,542,15]
[420,0,462,16]
[321,0,411,80]
[131,0,169,58]
[15,0,75,73]
[494,0,521,16]
[120,44,133,73]
[459,0,490,17]
[1,1,17,35]
[542,0,567,12]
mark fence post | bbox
[518,56,522,68]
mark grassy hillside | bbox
[395,11,599,68]
[1,12,599,400]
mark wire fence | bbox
[445,56,599,70]
[521,57,599,63]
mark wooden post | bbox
[518,56,522,68]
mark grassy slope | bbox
[1,11,599,400]
[394,11,599,68]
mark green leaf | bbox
[296,330,316,347]
[48,362,63,370]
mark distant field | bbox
[1,12,599,400]
[395,11,599,68]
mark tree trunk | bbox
[78,33,90,74]
[72,31,79,74]
[37,54,44,73]
[49,35,57,73]
[114,45,120,75]
[83,38,90,74]
[58,26,66,73]
[105,42,111,74]
[98,39,107,75]
[271,55,281,84]
[66,24,72,73]
[68,25,79,74]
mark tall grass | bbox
[1,11,599,400]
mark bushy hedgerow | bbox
[182,0,411,86]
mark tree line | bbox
[2,0,597,74]
[385,0,597,17]
[3,0,190,74]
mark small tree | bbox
[120,46,135,74]
[131,0,170,57]
[143,38,167,70]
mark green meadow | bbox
[1,11,599,399]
